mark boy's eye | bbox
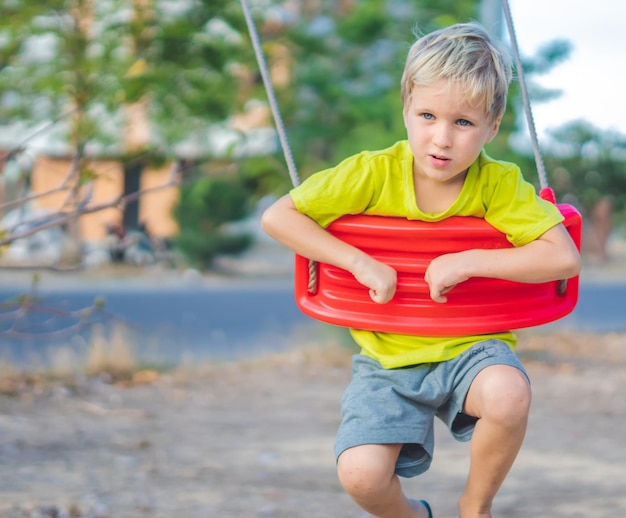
[457,119,472,127]
[421,113,434,120]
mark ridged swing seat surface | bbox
[295,189,581,335]
[241,0,582,336]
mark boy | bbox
[261,22,581,518]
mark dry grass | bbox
[0,323,154,396]
[0,321,355,397]
[84,324,136,378]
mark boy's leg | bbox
[458,364,531,518]
[337,444,430,518]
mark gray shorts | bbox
[334,339,527,478]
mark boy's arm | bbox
[261,194,398,304]
[425,223,582,303]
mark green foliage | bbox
[544,121,626,220]
[172,231,253,269]
[413,0,477,32]
[0,0,129,149]
[336,0,389,44]
[237,155,294,197]
[0,0,253,158]
[140,0,252,147]
[172,173,254,268]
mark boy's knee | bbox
[337,445,397,499]
[470,366,531,425]
[486,370,531,423]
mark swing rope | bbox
[240,0,324,291]
[240,0,301,188]
[500,0,549,191]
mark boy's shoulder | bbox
[347,140,411,162]
[332,141,412,176]
[476,150,519,174]
[364,140,412,161]
[472,151,523,191]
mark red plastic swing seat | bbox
[294,191,582,336]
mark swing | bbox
[241,0,582,336]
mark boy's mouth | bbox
[430,154,451,165]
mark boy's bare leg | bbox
[459,365,531,518]
[337,444,430,518]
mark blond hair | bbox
[400,22,512,124]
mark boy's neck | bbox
[413,168,468,214]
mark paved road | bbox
[1,278,624,366]
[0,280,317,366]
[540,279,626,333]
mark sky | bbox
[509,0,626,140]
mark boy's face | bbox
[403,81,501,185]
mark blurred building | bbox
[29,156,178,242]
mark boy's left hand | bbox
[424,252,471,303]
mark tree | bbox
[0,0,253,156]
[545,121,626,261]
[172,169,254,268]
[0,1,136,263]
[124,0,250,150]
[0,0,257,268]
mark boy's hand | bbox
[351,257,398,304]
[424,252,471,303]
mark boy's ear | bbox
[486,115,502,143]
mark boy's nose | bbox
[433,124,453,148]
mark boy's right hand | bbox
[351,256,397,304]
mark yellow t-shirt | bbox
[290,140,564,368]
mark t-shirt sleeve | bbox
[483,165,565,247]
[289,152,377,228]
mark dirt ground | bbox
[1,327,626,518]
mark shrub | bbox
[172,174,254,268]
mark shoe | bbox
[358,499,432,518]
[419,499,433,518]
